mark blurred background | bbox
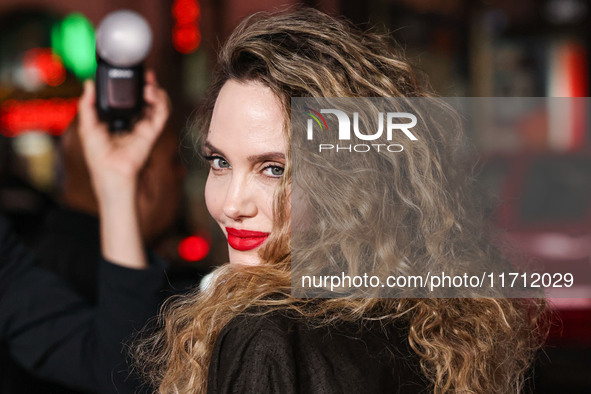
[0,0,589,392]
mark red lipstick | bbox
[225,227,269,251]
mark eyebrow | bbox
[247,152,286,163]
[203,141,223,156]
[204,141,285,163]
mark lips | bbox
[225,227,270,251]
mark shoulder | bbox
[208,309,299,394]
[212,308,301,364]
[218,308,299,340]
[208,310,429,394]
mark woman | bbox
[137,8,546,393]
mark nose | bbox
[222,172,257,221]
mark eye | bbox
[205,156,231,170]
[263,165,284,178]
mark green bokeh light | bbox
[51,13,96,79]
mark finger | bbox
[131,74,170,155]
[77,80,96,128]
[77,80,108,149]
[139,86,170,136]
[143,82,158,105]
[145,69,157,87]
[149,88,170,133]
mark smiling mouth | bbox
[225,227,270,251]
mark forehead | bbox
[208,80,286,152]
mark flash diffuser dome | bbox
[96,10,152,67]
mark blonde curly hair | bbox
[135,8,547,393]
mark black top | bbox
[208,309,429,394]
[33,207,102,304]
[2,207,206,393]
[0,214,166,393]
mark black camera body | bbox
[96,58,144,132]
[94,10,152,132]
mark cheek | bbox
[258,185,276,226]
[204,174,222,219]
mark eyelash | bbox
[204,155,230,170]
[262,164,285,178]
[204,155,284,178]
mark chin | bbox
[228,248,263,267]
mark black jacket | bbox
[208,308,430,394]
[0,214,165,393]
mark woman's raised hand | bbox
[77,71,170,269]
[78,70,169,196]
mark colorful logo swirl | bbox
[304,107,328,131]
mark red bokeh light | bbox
[173,24,202,54]
[23,48,66,87]
[178,235,210,262]
[0,99,78,137]
[172,0,201,54]
[172,0,200,25]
